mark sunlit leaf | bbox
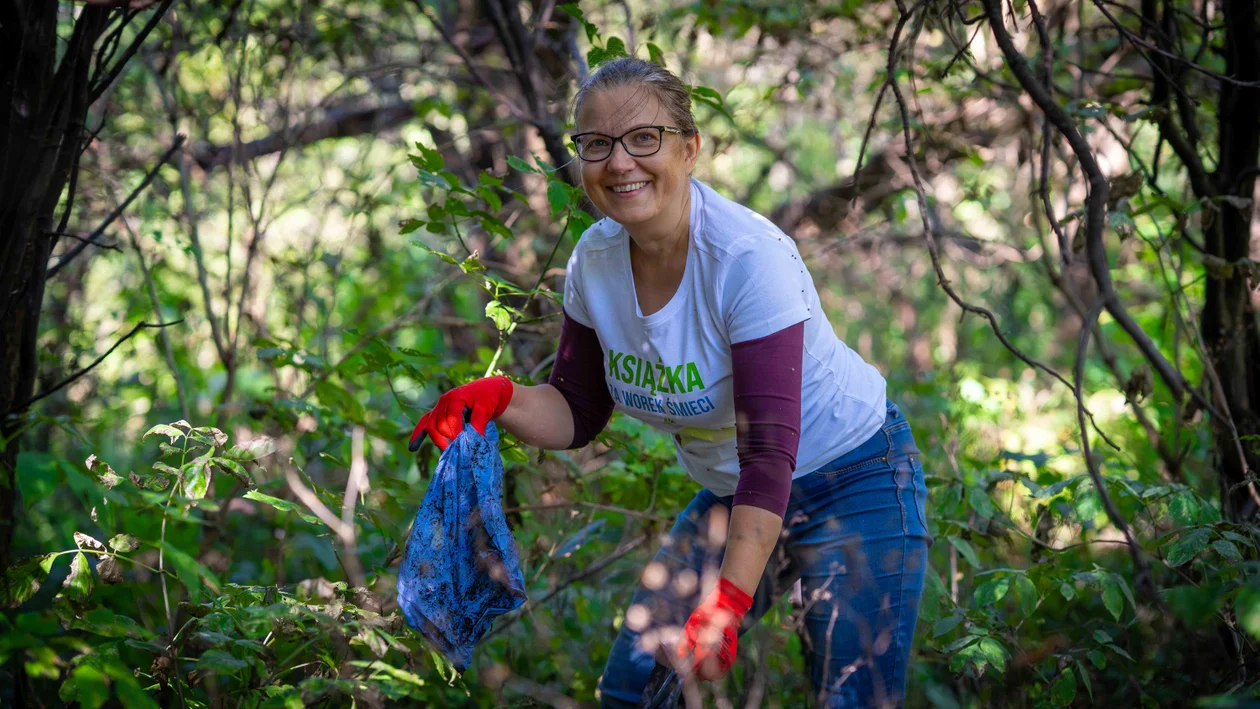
[183,456,213,500]
[948,536,980,568]
[61,552,93,602]
[144,424,186,443]
[1050,667,1076,706]
[243,490,322,525]
[973,576,1011,607]
[1164,528,1211,567]
[2,554,58,608]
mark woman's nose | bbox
[607,141,636,171]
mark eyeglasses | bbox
[571,125,683,162]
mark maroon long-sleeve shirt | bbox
[547,310,803,517]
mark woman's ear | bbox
[684,132,701,170]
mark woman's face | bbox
[575,85,700,234]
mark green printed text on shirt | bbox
[607,349,706,396]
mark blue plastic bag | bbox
[397,421,526,672]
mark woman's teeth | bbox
[611,182,647,193]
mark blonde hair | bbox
[572,57,697,136]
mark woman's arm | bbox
[718,321,805,595]
[496,383,576,450]
[496,311,614,450]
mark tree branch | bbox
[982,0,1210,415]
[46,134,185,278]
[18,320,183,410]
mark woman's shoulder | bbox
[692,180,795,261]
[573,217,625,254]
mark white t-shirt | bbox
[562,178,887,496]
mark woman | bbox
[408,57,932,708]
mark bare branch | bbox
[1072,298,1160,602]
[87,0,178,103]
[19,320,183,410]
[46,134,185,278]
[982,0,1211,415]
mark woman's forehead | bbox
[577,86,670,135]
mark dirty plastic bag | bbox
[397,421,526,672]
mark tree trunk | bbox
[1208,0,1260,520]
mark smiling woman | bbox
[407,56,931,708]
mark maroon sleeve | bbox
[548,310,615,449]
[731,321,804,517]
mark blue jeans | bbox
[599,400,931,708]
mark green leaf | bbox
[1163,582,1225,625]
[587,45,608,68]
[315,380,365,421]
[108,534,141,553]
[1102,576,1125,621]
[243,490,322,525]
[1060,582,1076,601]
[932,614,963,638]
[1107,643,1134,661]
[485,300,513,331]
[1050,667,1077,706]
[226,436,276,462]
[211,456,253,485]
[183,456,212,500]
[2,554,58,607]
[414,143,444,172]
[1168,491,1198,526]
[948,536,980,568]
[1076,660,1094,701]
[973,576,1011,606]
[144,424,186,443]
[1165,528,1211,567]
[1214,539,1243,562]
[61,552,93,602]
[507,155,538,173]
[476,186,503,213]
[603,36,627,59]
[85,454,122,489]
[967,486,997,519]
[1234,585,1260,640]
[1015,574,1038,618]
[1087,649,1106,669]
[547,180,571,217]
[479,214,514,240]
[161,542,219,603]
[197,648,247,675]
[478,172,503,188]
[647,42,665,66]
[976,637,1007,674]
[1093,629,1113,644]
[1030,475,1082,499]
[399,219,423,235]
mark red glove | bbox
[407,376,514,451]
[676,578,753,681]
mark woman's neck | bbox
[626,189,691,264]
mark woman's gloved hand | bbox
[408,376,514,451]
[676,577,753,681]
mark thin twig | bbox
[46,134,186,278]
[120,214,191,421]
[486,534,648,638]
[1072,298,1159,602]
[19,320,183,410]
[282,463,363,587]
[982,0,1217,419]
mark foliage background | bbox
[2,0,1259,706]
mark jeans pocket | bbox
[909,455,929,533]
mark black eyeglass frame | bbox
[570,125,684,162]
